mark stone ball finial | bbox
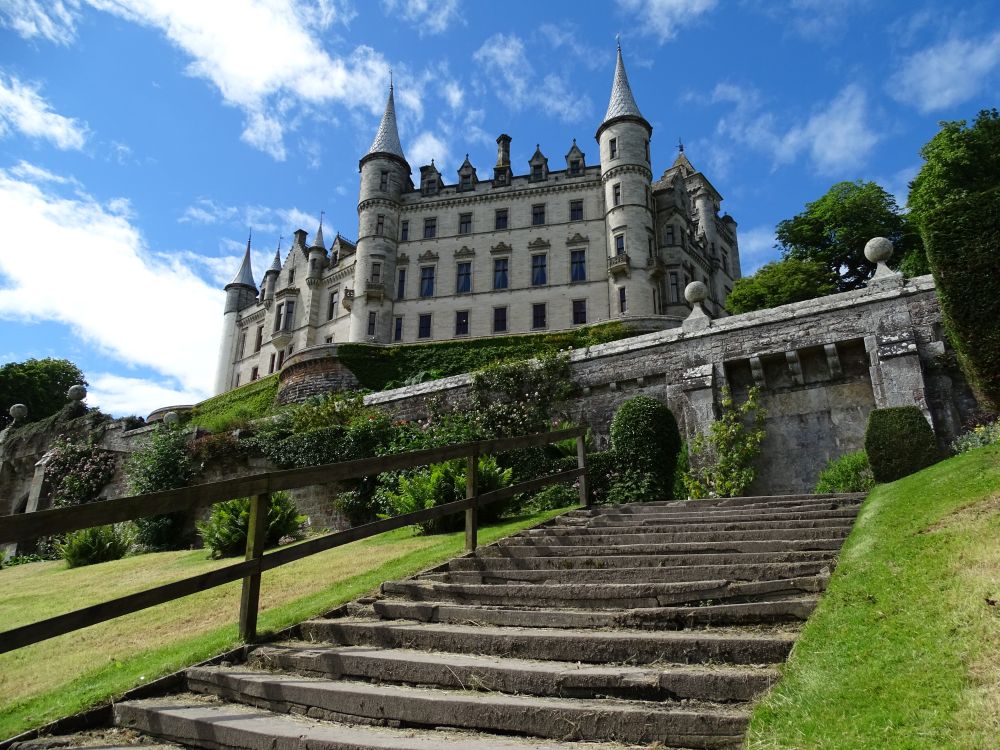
[67,384,87,401]
[9,403,27,422]
[162,411,179,426]
[685,281,708,304]
[864,237,894,264]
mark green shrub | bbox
[334,484,388,527]
[606,470,663,504]
[58,524,134,568]
[196,491,306,558]
[45,438,118,508]
[528,483,578,511]
[609,396,682,499]
[189,374,278,433]
[950,417,1000,454]
[864,407,940,483]
[124,425,197,550]
[673,442,689,499]
[814,450,875,493]
[586,450,617,504]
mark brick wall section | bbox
[277,354,360,405]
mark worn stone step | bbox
[449,550,837,571]
[500,528,851,547]
[114,697,640,750]
[371,597,818,630]
[526,516,856,534]
[297,618,797,665]
[184,665,748,747]
[557,503,861,524]
[476,538,847,558]
[422,561,830,584]
[249,643,779,702]
[576,493,865,512]
[558,497,863,522]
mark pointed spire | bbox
[603,43,644,124]
[312,211,326,249]
[367,82,405,160]
[268,236,283,273]
[229,231,257,288]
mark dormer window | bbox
[461,173,472,190]
[569,159,581,175]
[532,163,543,180]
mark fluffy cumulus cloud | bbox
[889,31,1000,113]
[380,0,462,35]
[0,72,88,149]
[179,198,320,240]
[408,131,450,172]
[0,162,224,414]
[616,0,718,43]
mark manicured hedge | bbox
[609,395,682,499]
[864,406,939,483]
[922,187,1000,410]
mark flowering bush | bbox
[45,437,118,508]
[950,417,1000,454]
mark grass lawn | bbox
[0,506,571,740]
[747,444,1000,749]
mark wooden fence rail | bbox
[0,427,588,654]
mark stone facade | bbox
[215,47,741,395]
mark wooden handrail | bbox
[0,427,589,653]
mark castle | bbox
[215,46,742,394]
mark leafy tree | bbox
[0,358,85,429]
[725,258,838,314]
[777,180,924,291]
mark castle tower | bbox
[596,43,657,317]
[350,82,411,342]
[214,235,258,394]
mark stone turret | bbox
[263,244,281,303]
[350,82,411,342]
[596,44,657,317]
[214,234,258,394]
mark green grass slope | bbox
[748,445,1000,749]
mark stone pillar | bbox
[866,329,932,424]
[680,363,716,443]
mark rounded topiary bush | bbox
[609,396,682,499]
[864,406,940,483]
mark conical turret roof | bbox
[268,248,282,273]
[312,216,326,250]
[367,83,405,161]
[602,45,644,124]
[228,234,257,289]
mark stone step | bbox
[114,697,640,750]
[184,665,749,747]
[558,497,863,521]
[422,561,830,584]
[526,516,857,534]
[448,550,837,571]
[576,493,865,511]
[370,597,818,630]
[297,618,797,665]
[249,643,780,702]
[498,528,851,547]
[556,502,861,524]
[476,538,848,558]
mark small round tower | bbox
[214,234,258,394]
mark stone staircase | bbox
[110,493,864,750]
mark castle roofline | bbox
[596,44,650,140]
[226,235,257,290]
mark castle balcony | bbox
[646,255,666,278]
[271,327,292,349]
[365,281,385,301]
[342,288,354,310]
[607,253,631,278]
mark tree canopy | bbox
[726,258,838,314]
[0,358,86,429]
[777,180,925,291]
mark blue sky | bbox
[0,0,997,417]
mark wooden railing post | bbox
[576,434,590,507]
[465,450,479,552]
[238,492,269,642]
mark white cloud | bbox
[0,72,89,149]
[380,0,462,35]
[0,162,223,414]
[409,131,450,171]
[8,159,79,185]
[179,199,319,239]
[87,373,202,416]
[745,0,867,42]
[0,0,81,44]
[616,0,718,43]
[738,224,779,273]
[889,31,1000,113]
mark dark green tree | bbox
[777,180,925,291]
[725,258,838,314]
[0,358,85,429]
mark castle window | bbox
[722,252,730,275]
[644,140,649,161]
[325,336,333,343]
[254,325,263,352]
[570,199,583,221]
[238,331,247,359]
[532,163,543,181]
[273,303,284,332]
[393,316,403,341]
[571,250,586,282]
[531,204,545,226]
[648,236,654,258]
[569,159,581,175]
[418,313,432,339]
[614,234,625,255]
[283,299,295,330]
[371,262,381,284]
[423,217,436,239]
[619,287,627,314]
[456,262,472,294]
[419,266,435,297]
[493,258,509,289]
[268,353,275,374]
[327,290,339,320]
[400,220,409,241]
[493,306,507,333]
[379,171,389,191]
[397,268,406,299]
[613,183,621,206]
[367,311,377,337]
[455,310,470,336]
[609,138,618,159]
[532,303,547,329]
[460,173,472,190]
[288,268,295,284]
[531,254,547,286]
[277,350,285,369]
[251,366,259,381]
[665,225,675,245]
[572,299,587,325]
[495,208,508,230]
[459,213,472,235]
[376,214,385,236]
